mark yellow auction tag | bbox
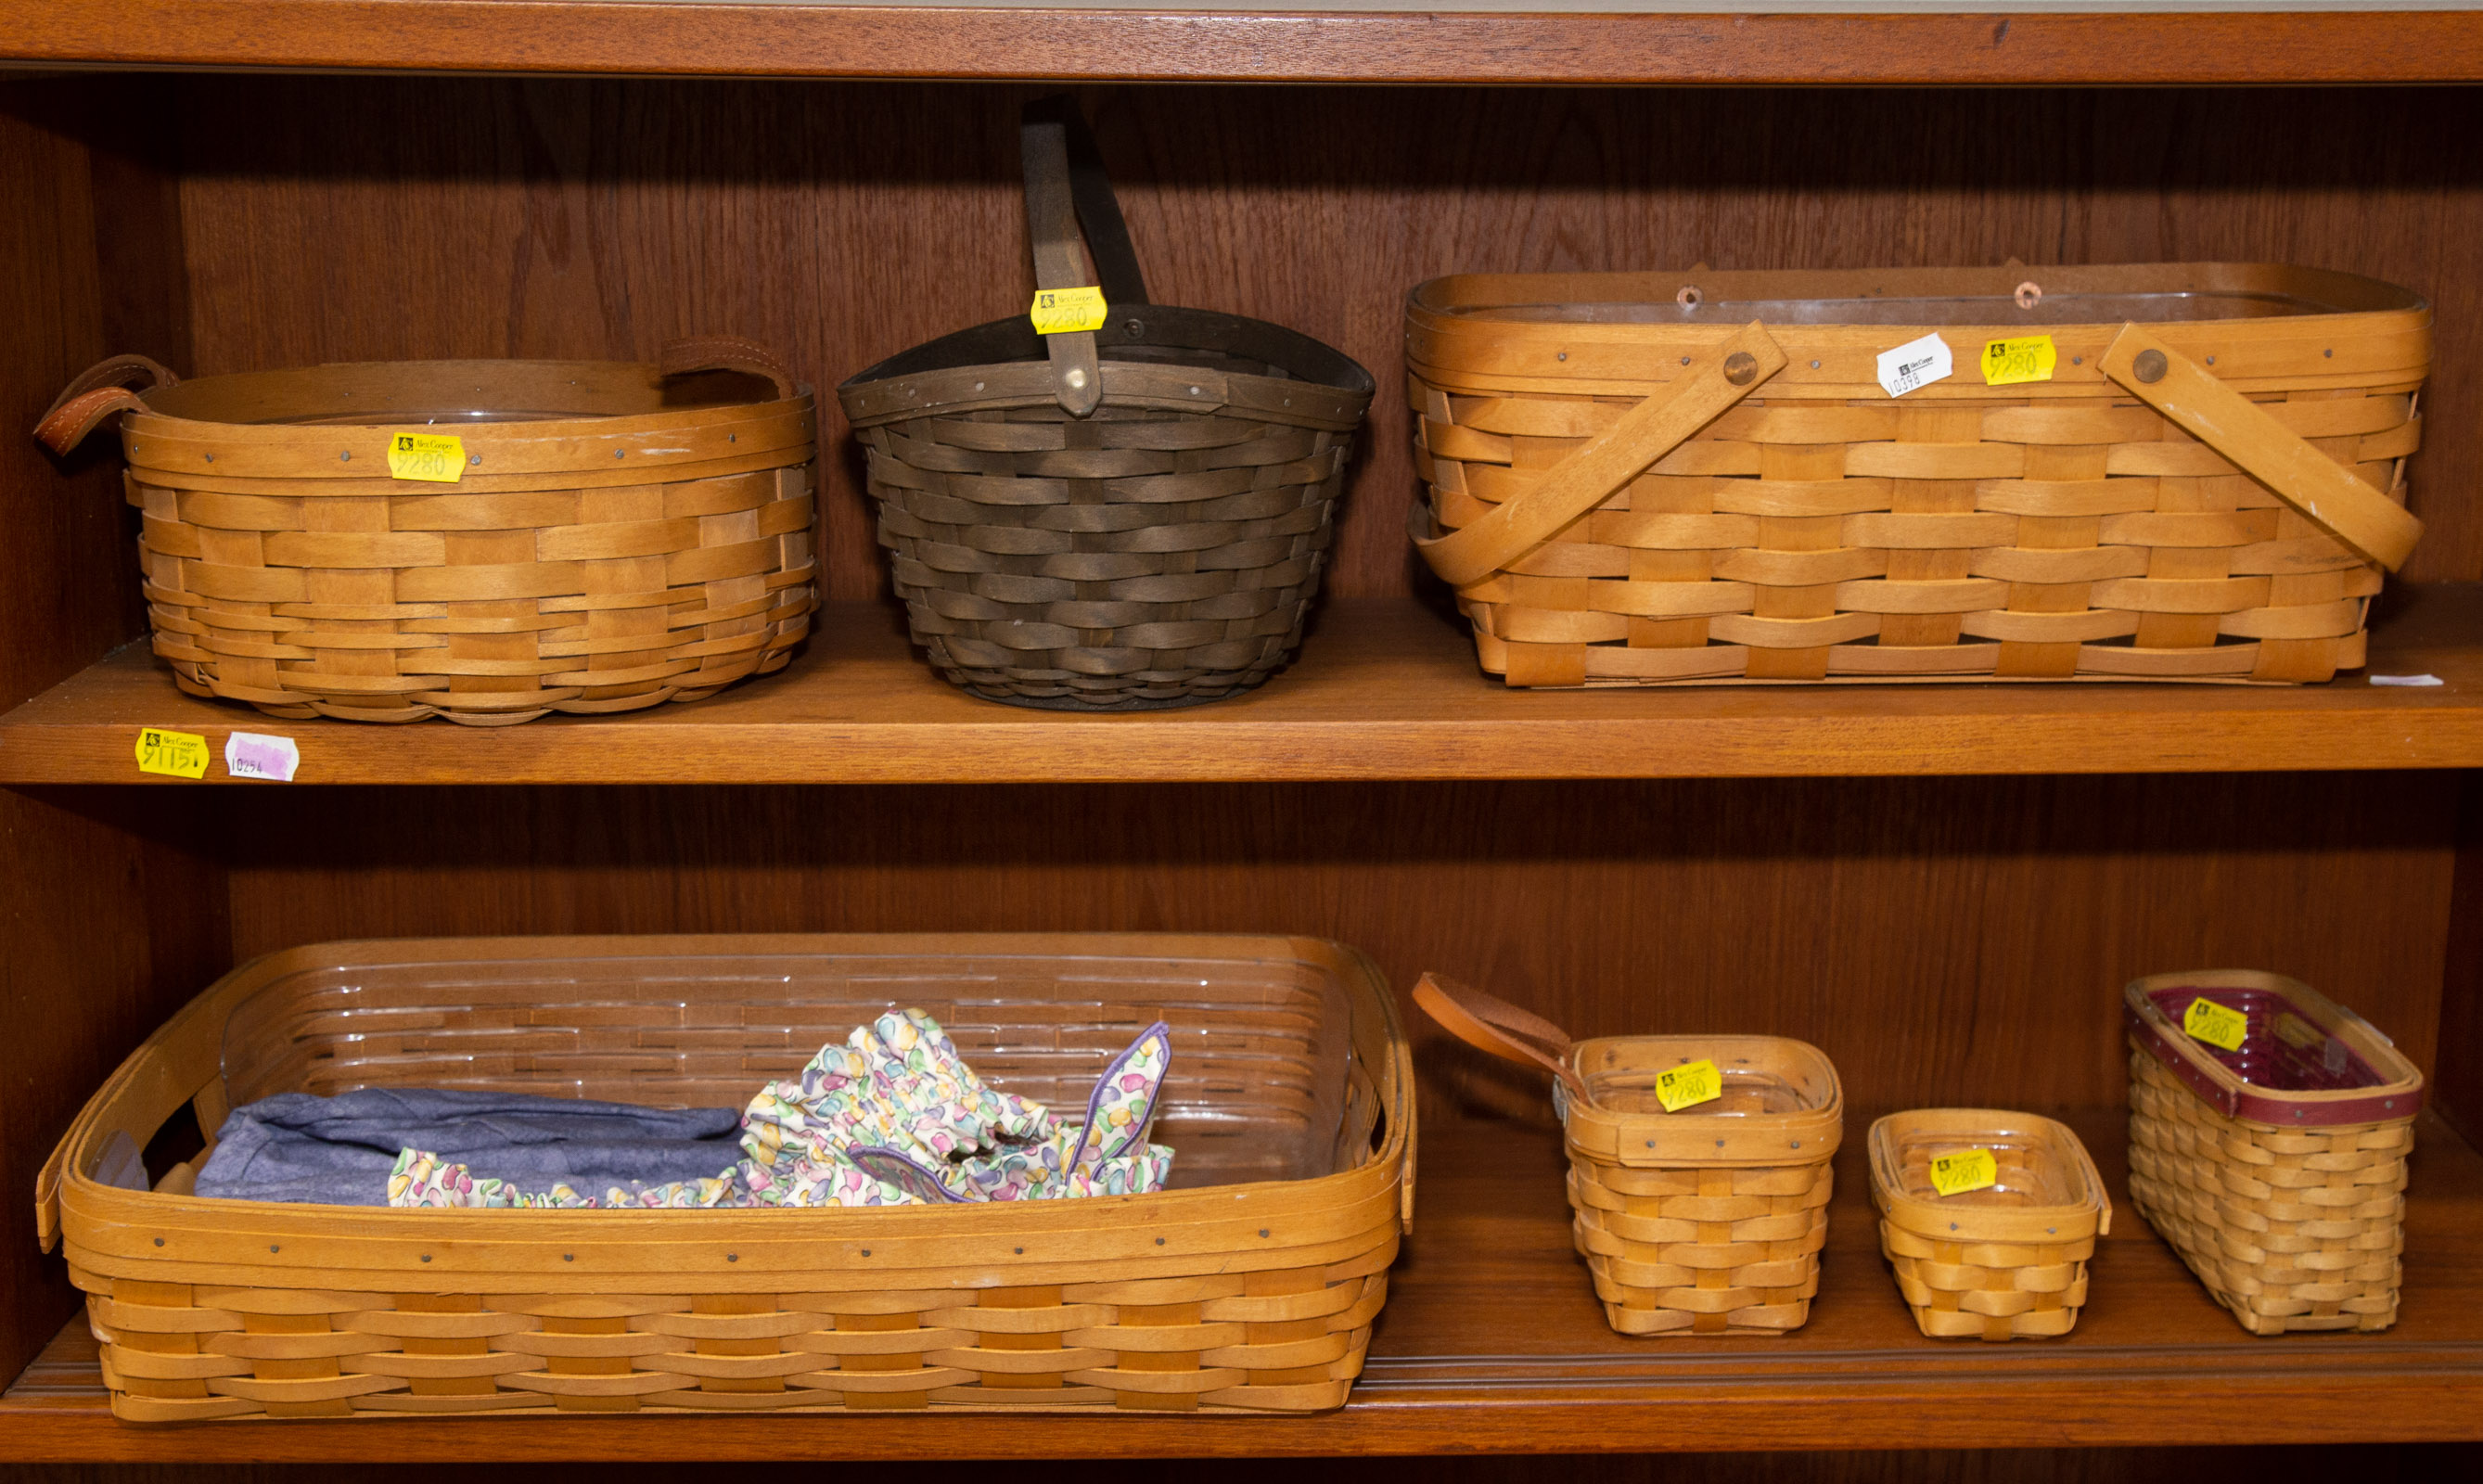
[1030,286,1108,336]
[385,431,467,483]
[1981,334,2058,386]
[134,726,209,780]
[2183,996,2249,1052]
[1655,1058,1722,1113]
[1928,1147,1999,1197]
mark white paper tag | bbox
[225,731,301,782]
[1876,332,1954,398]
[2370,673,2444,687]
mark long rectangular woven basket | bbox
[1406,263,2428,686]
[40,933,1413,1421]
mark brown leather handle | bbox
[1413,972,1586,1102]
[2099,323,2422,572]
[658,335,800,402]
[33,353,180,454]
[1416,322,1787,588]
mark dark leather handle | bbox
[33,353,179,454]
[1021,97,1149,418]
[658,335,800,401]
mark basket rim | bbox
[44,932,1414,1293]
[838,304,1374,401]
[2122,969,2424,1127]
[1866,1107,2110,1242]
[130,357,810,433]
[1562,1032,1843,1168]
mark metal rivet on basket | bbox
[1556,352,1568,362]
[203,452,212,462]
[153,1237,164,1247]
[614,449,626,458]
[2205,355,2217,365]
[2015,281,2043,311]
[2047,1227,2057,1235]
[420,1254,432,1262]
[2073,356,2083,365]
[1645,1139,1655,1148]
[1259,1229,1270,1238]
[861,1249,871,1257]
[1676,285,1702,306]
[564,1254,574,1262]
[1155,1237,1166,1246]
[1015,1247,1024,1254]
[1809,360,1820,370]
[1065,368,1089,390]
[2325,348,2335,358]
[727,1254,738,1262]
[1790,1142,1801,1149]
[339,450,351,461]
[1680,356,1691,366]
[2386,1100,2396,1109]
[1188,386,1202,396]
[1126,318,1145,337]
[270,1245,279,1253]
[467,454,480,466]
[1714,1139,1725,1149]
[1724,352,1759,387]
[2133,349,2169,384]
[972,384,983,393]
[1950,1223,1959,1232]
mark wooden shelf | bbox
[6,591,2483,785]
[7,3,2483,83]
[5,1108,2479,1460]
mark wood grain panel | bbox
[158,80,2483,600]
[214,772,2453,1123]
[11,3,2483,85]
[0,82,220,1393]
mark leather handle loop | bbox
[33,353,178,454]
[658,335,800,402]
[2099,322,2423,572]
[1415,322,1787,589]
[1413,973,1587,1102]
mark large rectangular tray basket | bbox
[39,933,1413,1421]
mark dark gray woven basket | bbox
[838,101,1373,711]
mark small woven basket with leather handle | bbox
[1415,974,1841,1337]
[2124,970,2423,1336]
[839,99,1374,710]
[1868,1108,2111,1342]
[1406,265,2429,686]
[32,339,815,725]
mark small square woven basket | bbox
[1414,975,1841,1337]
[1868,1108,2110,1342]
[2124,969,2423,1336]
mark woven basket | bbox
[2124,970,2423,1336]
[38,933,1414,1422]
[1414,975,1840,1336]
[838,99,1373,710]
[1406,264,2429,685]
[32,338,816,724]
[1868,1108,2110,1342]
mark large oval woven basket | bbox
[839,99,1373,710]
[33,339,817,725]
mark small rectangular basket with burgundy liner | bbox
[1868,1108,2111,1342]
[32,339,817,724]
[1406,264,2428,686]
[2125,969,2424,1335]
[838,99,1374,710]
[1415,974,1841,1337]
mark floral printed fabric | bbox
[387,1011,1173,1210]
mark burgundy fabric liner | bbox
[2146,986,2383,1093]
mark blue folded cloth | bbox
[194,1087,742,1206]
